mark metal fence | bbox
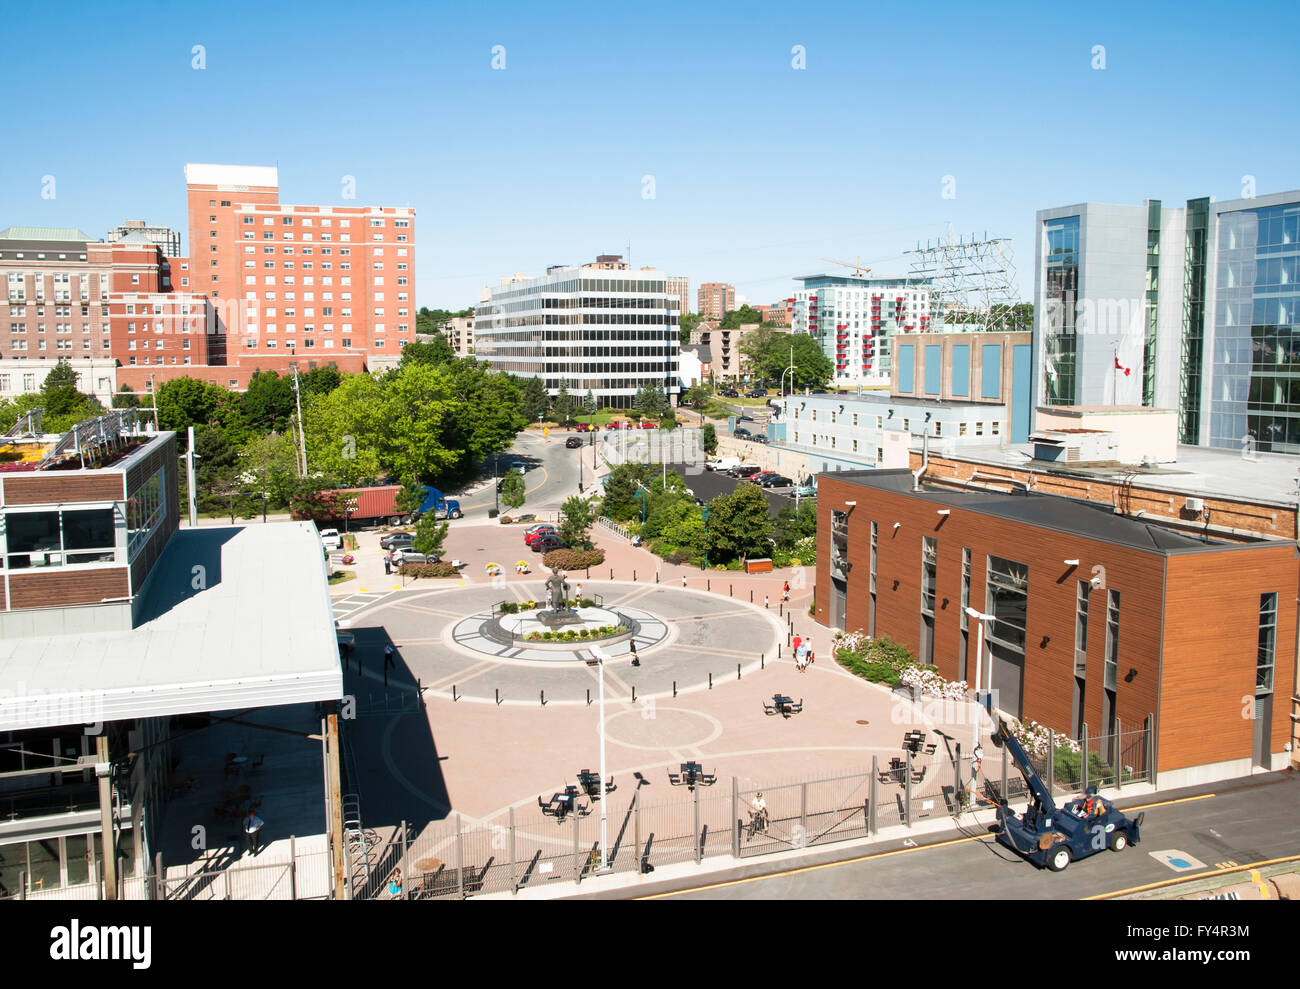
[362,718,1154,899]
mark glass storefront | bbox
[1043,216,1079,405]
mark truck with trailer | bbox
[310,484,462,527]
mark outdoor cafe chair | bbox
[911,765,928,785]
[923,742,937,756]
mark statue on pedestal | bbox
[545,569,570,614]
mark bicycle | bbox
[744,809,769,842]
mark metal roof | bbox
[0,522,343,732]
[824,468,1250,554]
[0,226,94,242]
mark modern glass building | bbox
[1033,190,1300,452]
[474,257,680,407]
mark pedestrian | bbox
[384,554,392,576]
[576,582,583,602]
[388,868,403,898]
[546,588,552,610]
[783,579,790,597]
[244,809,265,856]
[630,639,640,667]
[764,594,769,609]
[383,644,395,685]
[808,649,815,666]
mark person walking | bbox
[630,639,640,667]
[384,553,392,576]
[244,809,265,856]
[383,644,396,685]
[764,594,769,609]
[576,582,583,602]
[681,574,687,588]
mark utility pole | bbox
[95,733,117,900]
[290,360,308,478]
[183,425,199,527]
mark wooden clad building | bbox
[816,469,1296,782]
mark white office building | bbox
[474,257,680,406]
[792,274,934,388]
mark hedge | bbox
[399,562,461,578]
[542,548,606,570]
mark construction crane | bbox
[820,256,872,277]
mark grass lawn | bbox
[571,409,623,427]
[328,569,356,585]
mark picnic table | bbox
[669,762,716,790]
[576,770,616,799]
[539,788,585,821]
[764,694,804,718]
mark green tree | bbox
[741,327,833,389]
[394,476,427,517]
[773,498,818,550]
[584,389,597,414]
[660,407,677,430]
[706,482,773,562]
[519,375,550,423]
[682,384,710,410]
[500,470,526,510]
[720,304,764,329]
[243,370,295,433]
[112,384,140,409]
[559,495,595,550]
[412,516,450,557]
[399,337,456,367]
[633,383,668,419]
[600,462,655,521]
[701,422,718,455]
[42,359,78,392]
[239,431,302,509]
[553,383,574,426]
[156,376,226,432]
[300,365,343,396]
[39,359,101,427]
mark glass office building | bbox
[1041,216,1080,406]
[474,260,680,407]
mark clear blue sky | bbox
[4,0,1297,309]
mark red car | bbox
[639,421,658,429]
[523,525,558,546]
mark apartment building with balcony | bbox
[792,274,934,388]
[697,282,735,320]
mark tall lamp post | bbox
[634,486,648,524]
[586,648,610,871]
[703,503,710,570]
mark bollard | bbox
[779,603,783,618]
[632,686,636,703]
[634,570,637,582]
[737,663,741,680]
[763,652,767,668]
[541,690,545,706]
[587,688,591,706]
[452,684,457,702]
[750,590,753,603]
[673,680,677,698]
[656,572,659,583]
[495,687,500,706]
[730,584,733,598]
[707,579,710,593]
[609,568,613,580]
[709,672,713,690]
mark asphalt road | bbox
[457,430,589,517]
[640,771,1300,900]
[670,464,799,514]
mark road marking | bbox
[1087,852,1300,900]
[1149,850,1206,872]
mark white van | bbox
[319,528,342,551]
[707,456,740,472]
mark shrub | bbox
[543,548,606,570]
[662,551,687,566]
[500,601,519,614]
[399,561,461,578]
[500,515,513,524]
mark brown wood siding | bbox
[816,475,1296,772]
[127,434,180,595]
[2,473,124,506]
[1160,545,1298,771]
[8,568,129,610]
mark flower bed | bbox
[499,598,594,614]
[525,624,627,642]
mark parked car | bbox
[512,462,528,474]
[747,389,766,398]
[737,413,755,422]
[751,434,769,444]
[319,527,342,551]
[639,421,658,429]
[732,465,763,478]
[747,471,778,484]
[734,427,752,439]
[380,531,414,550]
[565,437,583,448]
[720,389,740,398]
[393,549,440,566]
[759,474,793,488]
[531,532,565,553]
[524,525,558,546]
[706,456,739,472]
[792,483,817,498]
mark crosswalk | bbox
[332,590,393,625]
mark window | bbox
[1075,580,1091,676]
[992,421,1000,436]
[869,521,878,637]
[959,422,968,437]
[975,422,984,436]
[1104,590,1120,691]
[921,537,937,615]
[6,508,117,569]
[1258,592,1277,691]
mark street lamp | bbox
[634,486,648,524]
[585,649,610,871]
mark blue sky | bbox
[4,0,1297,309]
